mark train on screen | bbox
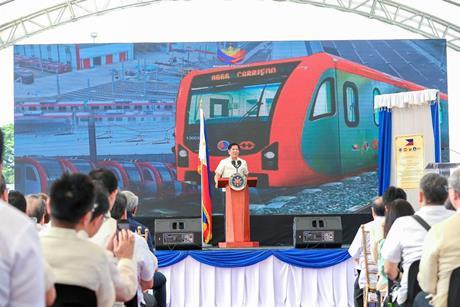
[15,157,196,199]
[175,52,448,188]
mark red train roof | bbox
[184,52,448,100]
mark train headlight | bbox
[262,142,278,170]
[264,151,275,159]
[179,149,188,158]
[177,144,189,167]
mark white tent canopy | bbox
[374,89,439,109]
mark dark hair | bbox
[111,193,127,221]
[89,168,118,194]
[0,128,4,163]
[50,173,95,225]
[371,197,385,217]
[382,186,407,206]
[383,199,415,237]
[227,143,240,151]
[91,181,110,222]
[0,174,6,196]
[420,173,448,205]
[26,194,46,222]
[445,198,456,211]
[8,190,27,213]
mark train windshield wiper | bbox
[239,85,266,122]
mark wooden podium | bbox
[217,177,259,248]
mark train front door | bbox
[302,72,341,178]
[336,72,378,175]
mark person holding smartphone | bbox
[111,193,156,307]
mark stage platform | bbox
[156,248,355,307]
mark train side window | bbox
[26,167,37,181]
[143,169,154,181]
[373,88,381,126]
[310,78,336,120]
[343,82,359,127]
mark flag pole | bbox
[200,100,204,248]
[199,100,213,248]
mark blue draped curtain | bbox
[378,108,392,196]
[156,249,351,269]
[430,102,441,163]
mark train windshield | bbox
[184,61,299,155]
[188,83,280,125]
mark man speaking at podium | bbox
[214,143,249,188]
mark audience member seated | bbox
[8,190,26,213]
[121,191,166,307]
[89,168,119,246]
[7,191,56,304]
[40,173,115,307]
[382,186,407,210]
[112,193,156,307]
[376,199,414,301]
[0,128,47,306]
[382,173,454,306]
[415,168,460,307]
[121,190,167,307]
[81,182,138,304]
[349,196,385,307]
[122,190,155,252]
[38,192,51,224]
[372,186,408,263]
[26,194,47,231]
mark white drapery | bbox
[159,255,355,307]
[374,89,438,109]
[374,88,438,209]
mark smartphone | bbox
[117,219,130,232]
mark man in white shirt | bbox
[415,168,460,307]
[26,194,46,232]
[89,168,119,247]
[0,133,46,307]
[382,173,454,306]
[41,173,115,307]
[214,142,249,188]
[112,193,155,307]
[349,196,385,307]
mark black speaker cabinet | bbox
[293,216,343,248]
[154,218,202,250]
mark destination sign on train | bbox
[191,62,299,87]
[211,67,277,81]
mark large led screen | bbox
[13,40,448,217]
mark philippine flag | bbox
[217,46,247,64]
[199,107,213,244]
[405,138,414,146]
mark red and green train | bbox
[175,52,448,187]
